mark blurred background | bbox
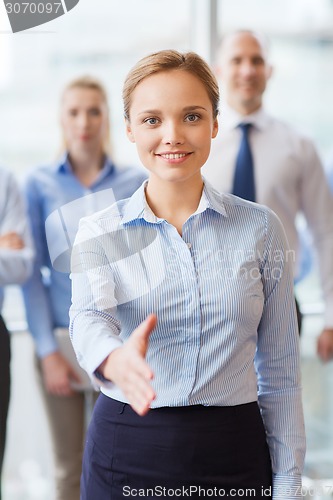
[1,0,333,498]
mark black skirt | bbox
[81,394,272,499]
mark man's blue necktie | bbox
[232,123,256,202]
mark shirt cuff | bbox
[273,474,303,499]
[85,338,123,389]
[34,334,59,358]
[324,297,333,328]
[93,368,115,390]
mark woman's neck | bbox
[145,176,204,235]
[68,149,105,187]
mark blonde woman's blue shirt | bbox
[22,154,147,357]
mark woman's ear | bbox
[125,118,135,143]
[212,117,219,139]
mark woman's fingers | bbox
[128,314,157,357]
[102,316,158,415]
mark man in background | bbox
[202,30,333,359]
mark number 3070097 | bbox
[5,2,62,14]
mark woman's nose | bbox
[162,123,184,145]
[77,112,89,128]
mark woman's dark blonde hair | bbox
[123,50,219,121]
[61,75,112,155]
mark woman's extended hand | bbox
[100,314,157,416]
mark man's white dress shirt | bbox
[203,105,333,326]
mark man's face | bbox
[219,32,273,115]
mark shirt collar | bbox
[56,153,115,179]
[201,179,228,216]
[121,179,227,226]
[221,102,271,132]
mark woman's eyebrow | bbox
[138,105,208,116]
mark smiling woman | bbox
[125,69,218,223]
[122,50,219,231]
[69,49,305,499]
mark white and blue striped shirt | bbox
[70,180,305,497]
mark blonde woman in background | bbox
[22,76,146,500]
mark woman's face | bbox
[61,87,108,155]
[126,69,218,185]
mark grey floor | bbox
[2,311,333,499]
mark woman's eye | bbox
[89,108,101,117]
[186,114,199,122]
[144,117,158,125]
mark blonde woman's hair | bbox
[123,50,219,121]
